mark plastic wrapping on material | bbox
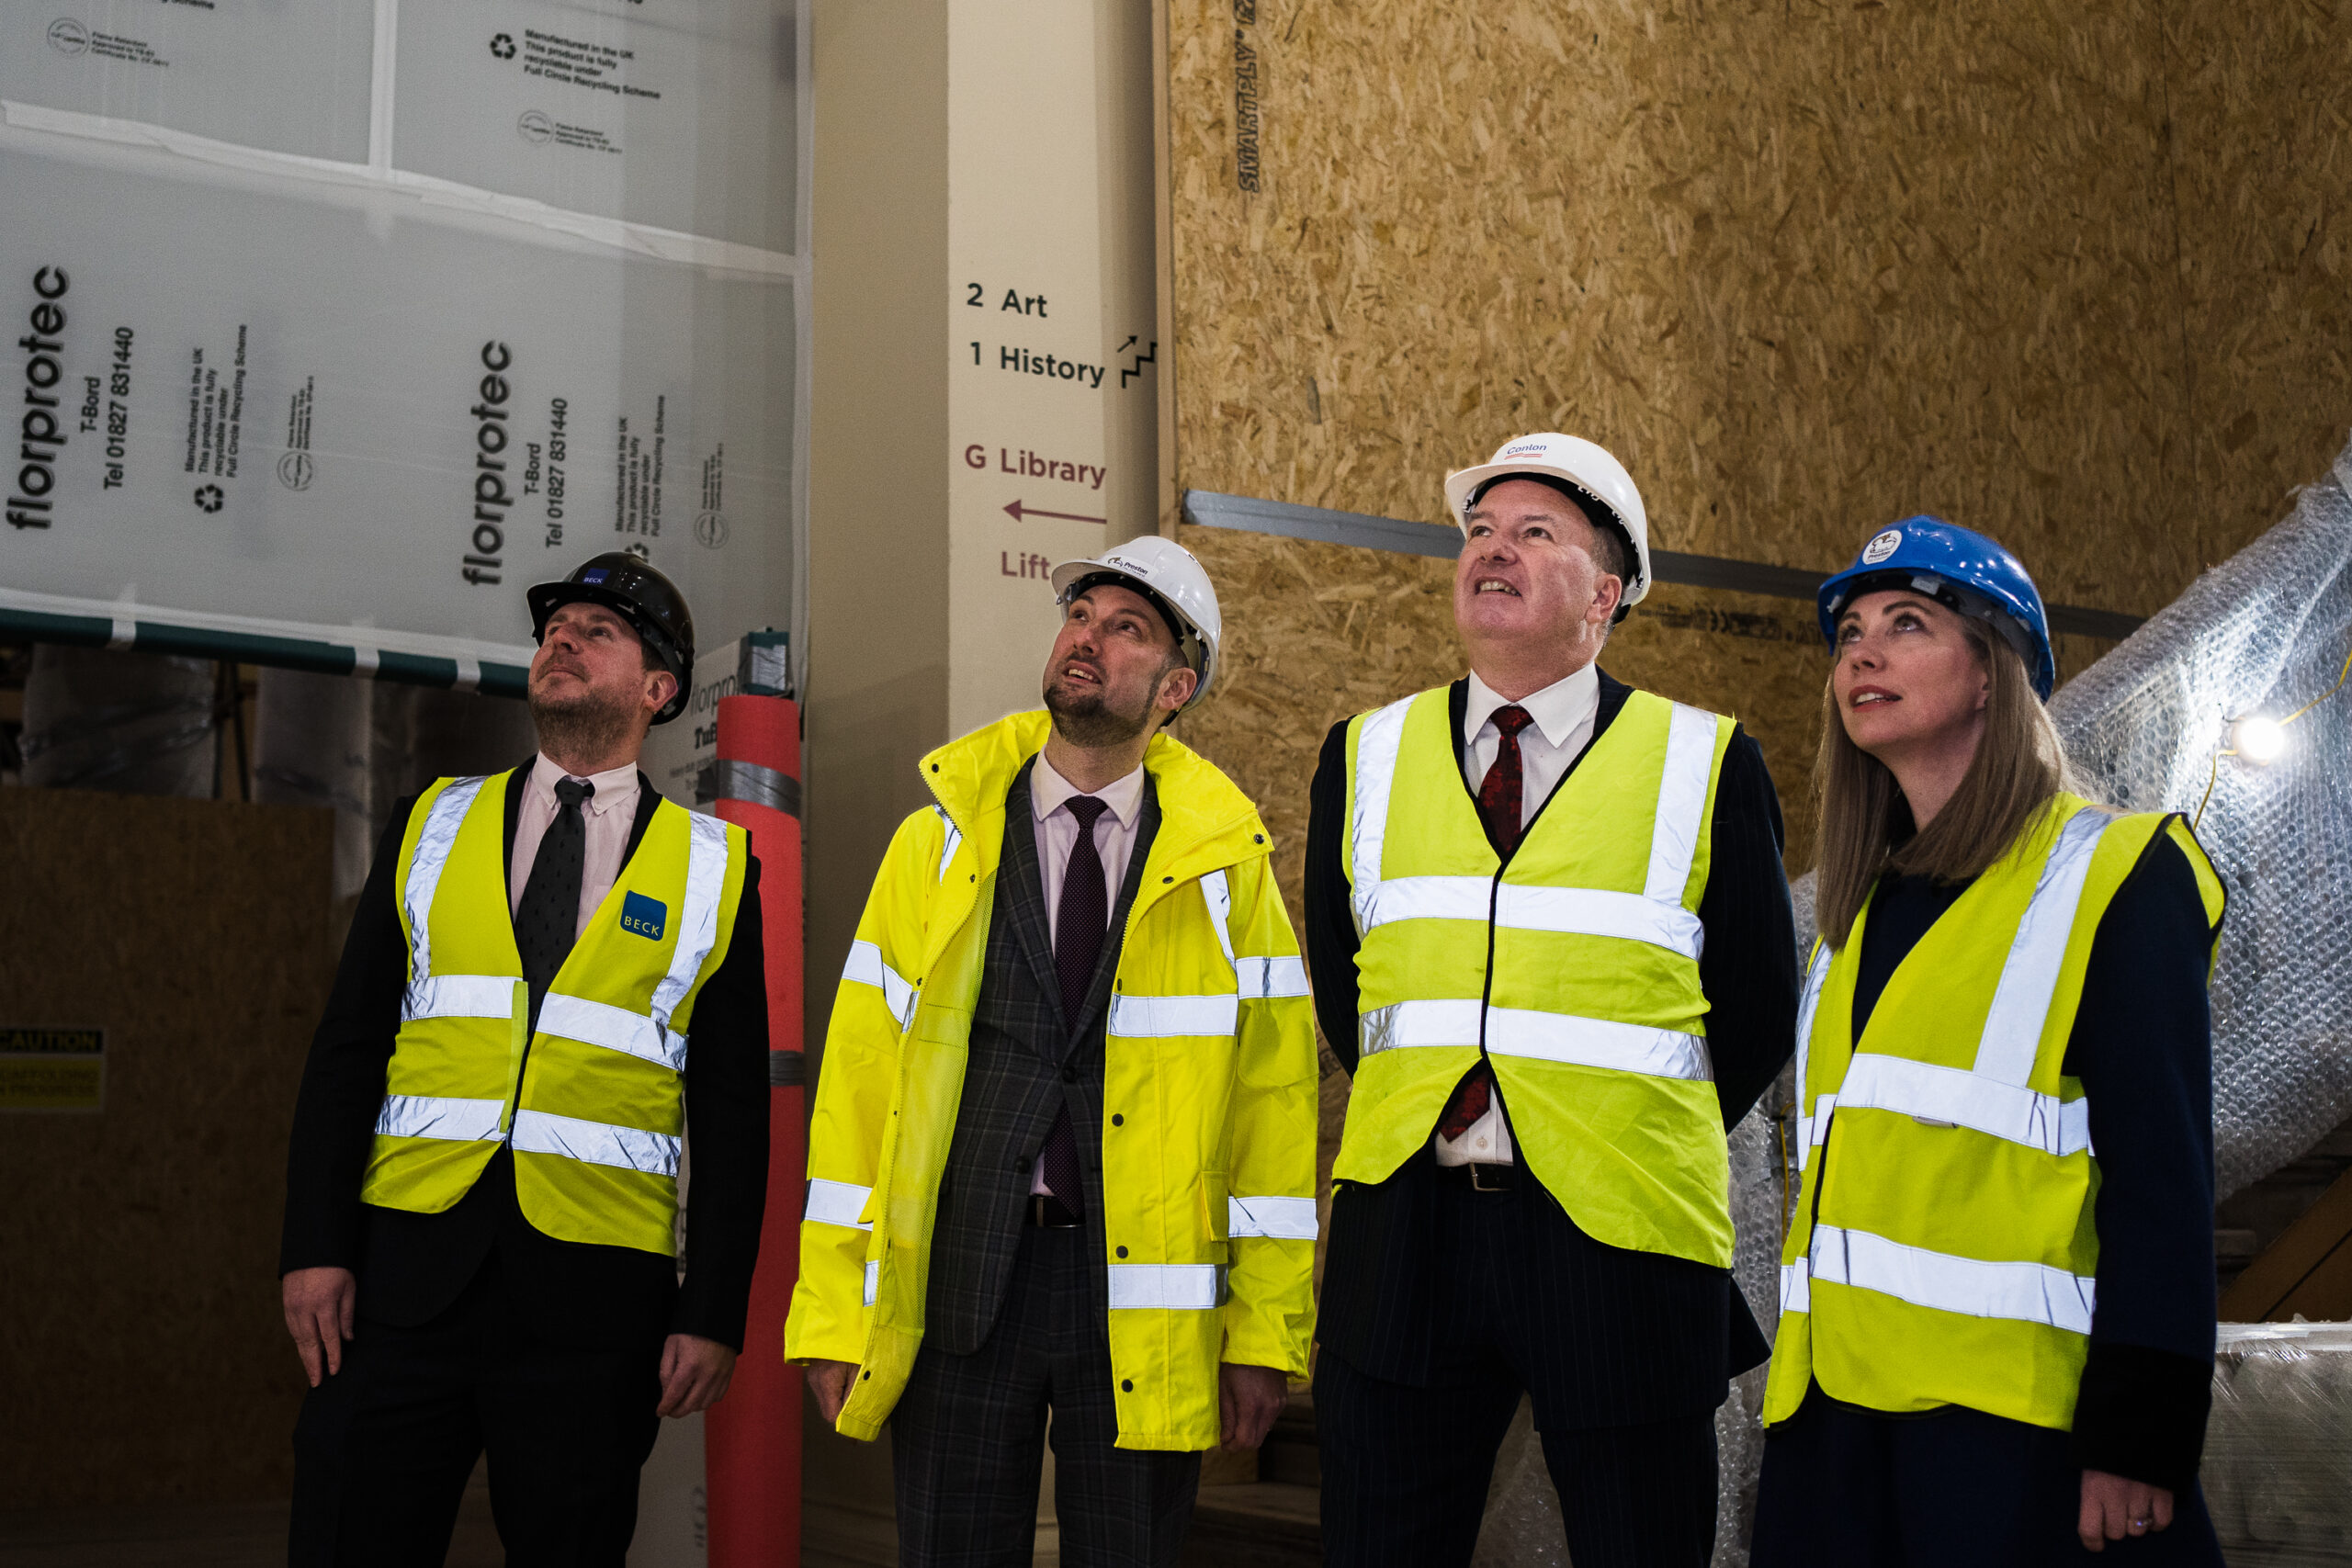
[2202,1323,2352,1566]
[2050,439,2352,1200]
[18,644,218,797]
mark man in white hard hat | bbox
[786,536,1319,1564]
[1305,435,1799,1566]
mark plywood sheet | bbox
[0,788,334,1507]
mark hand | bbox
[2078,1469,2174,1552]
[282,1267,357,1387]
[804,1358,859,1424]
[657,1334,739,1417]
[1218,1362,1290,1450]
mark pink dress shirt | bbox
[508,754,643,940]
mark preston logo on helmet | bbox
[1860,528,1904,565]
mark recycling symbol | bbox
[490,32,515,59]
[193,484,224,513]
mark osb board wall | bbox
[1166,0,2351,607]
[0,788,334,1507]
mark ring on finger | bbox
[2129,1518,2151,1531]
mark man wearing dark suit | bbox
[1306,435,1799,1567]
[787,538,1318,1568]
[278,554,769,1566]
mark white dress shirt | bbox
[1436,662,1603,1166]
[1027,750,1147,1192]
[508,753,642,940]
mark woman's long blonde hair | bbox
[1812,614,2075,947]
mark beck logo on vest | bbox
[621,891,668,941]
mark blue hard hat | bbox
[1816,517,2056,699]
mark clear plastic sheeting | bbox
[2203,1322,2352,1566]
[2051,438,2352,1201]
[18,645,218,797]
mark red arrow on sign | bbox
[1004,499,1106,524]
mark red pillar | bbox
[706,694,804,1567]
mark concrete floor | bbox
[0,1482,501,1568]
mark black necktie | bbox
[1038,795,1111,1214]
[516,776,592,1030]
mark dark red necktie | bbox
[1437,705,1534,1142]
[1038,795,1111,1213]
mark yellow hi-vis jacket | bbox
[361,770,750,1256]
[1335,683,1739,1267]
[783,712,1319,1450]
[1763,795,2223,1431]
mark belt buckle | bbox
[1469,1162,1508,1192]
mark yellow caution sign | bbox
[0,1027,105,1111]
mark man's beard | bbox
[530,682,639,761]
[1045,675,1156,749]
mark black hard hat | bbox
[526,552,695,724]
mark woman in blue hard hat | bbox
[1750,517,2228,1565]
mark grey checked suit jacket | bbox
[923,759,1162,1356]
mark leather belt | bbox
[1436,1160,1519,1191]
[1028,1194,1081,1229]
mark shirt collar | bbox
[532,753,640,818]
[1464,662,1600,750]
[1031,750,1146,829]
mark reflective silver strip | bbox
[1360,998,1481,1056]
[1781,1258,1812,1314]
[805,1178,874,1230]
[401,973,516,1022]
[1201,868,1238,964]
[1359,999,1709,1080]
[1644,704,1719,905]
[1236,954,1311,1000]
[1346,694,1415,931]
[1975,807,2111,1084]
[1105,1263,1222,1310]
[935,805,963,883]
[1228,1194,1318,1240]
[863,1259,879,1306]
[1804,1224,2096,1336]
[509,1108,681,1177]
[538,992,685,1073]
[1109,992,1240,1038]
[842,939,916,1028]
[1358,876,1703,958]
[1792,944,1831,1169]
[648,812,731,1055]
[374,1092,505,1142]
[402,775,486,985]
[1835,1053,2093,1158]
[1483,1006,1712,1081]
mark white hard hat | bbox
[1442,433,1652,616]
[1050,536,1223,709]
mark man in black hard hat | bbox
[278,553,772,1565]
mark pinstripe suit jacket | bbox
[923,759,1163,1356]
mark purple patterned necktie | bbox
[1438,705,1533,1142]
[1038,795,1111,1214]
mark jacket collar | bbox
[920,711,1266,891]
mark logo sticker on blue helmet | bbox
[1861,528,1904,565]
[620,891,668,942]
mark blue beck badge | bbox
[620,891,668,942]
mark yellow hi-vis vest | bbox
[783,712,1320,1451]
[1762,795,2223,1430]
[360,770,750,1256]
[1334,683,1738,1267]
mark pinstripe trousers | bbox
[890,1224,1202,1567]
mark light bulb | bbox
[2233,715,2288,764]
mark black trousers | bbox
[1751,1389,2224,1567]
[889,1224,1203,1568]
[1316,1348,1717,1568]
[288,1258,664,1567]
